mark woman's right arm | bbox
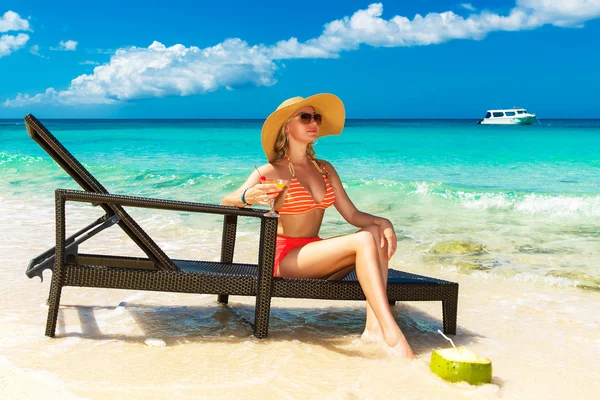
[220,165,281,207]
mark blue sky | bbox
[1,0,599,118]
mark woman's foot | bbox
[360,328,383,344]
[387,341,416,359]
[361,325,415,358]
[361,320,384,343]
[382,331,415,359]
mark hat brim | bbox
[261,93,345,163]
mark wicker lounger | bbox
[24,114,458,339]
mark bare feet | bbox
[382,331,415,359]
[387,340,416,359]
[361,326,415,359]
[360,328,383,344]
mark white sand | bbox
[1,196,599,399]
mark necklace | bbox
[286,155,324,177]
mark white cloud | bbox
[0,10,30,32]
[2,87,113,107]
[0,33,29,58]
[51,39,78,51]
[5,39,277,106]
[85,48,116,55]
[269,3,539,58]
[5,1,600,107]
[62,40,78,50]
[0,11,30,58]
[29,44,48,58]
[517,0,600,27]
[461,3,476,12]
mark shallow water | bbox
[2,118,599,292]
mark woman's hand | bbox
[244,183,284,206]
[377,218,397,260]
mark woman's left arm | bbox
[323,161,397,259]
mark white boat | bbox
[477,108,536,125]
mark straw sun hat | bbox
[261,93,345,162]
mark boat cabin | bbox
[484,109,529,118]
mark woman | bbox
[221,94,414,358]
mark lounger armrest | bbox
[55,189,279,281]
[55,189,271,218]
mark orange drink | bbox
[264,179,288,217]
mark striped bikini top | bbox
[278,156,336,215]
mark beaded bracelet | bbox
[240,188,250,206]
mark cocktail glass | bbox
[264,179,288,217]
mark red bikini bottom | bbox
[274,234,322,276]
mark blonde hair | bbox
[272,118,327,176]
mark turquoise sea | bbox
[1,118,599,290]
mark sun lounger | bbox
[24,114,458,339]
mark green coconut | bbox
[430,347,492,385]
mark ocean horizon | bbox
[3,117,600,121]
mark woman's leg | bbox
[358,225,389,340]
[277,232,413,357]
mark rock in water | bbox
[431,241,486,255]
[430,347,492,385]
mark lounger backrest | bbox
[24,114,178,271]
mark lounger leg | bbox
[218,215,237,306]
[442,284,459,335]
[254,217,277,339]
[217,295,229,304]
[254,294,272,339]
[45,271,63,337]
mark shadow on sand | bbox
[54,299,482,359]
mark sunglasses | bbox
[295,112,322,125]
